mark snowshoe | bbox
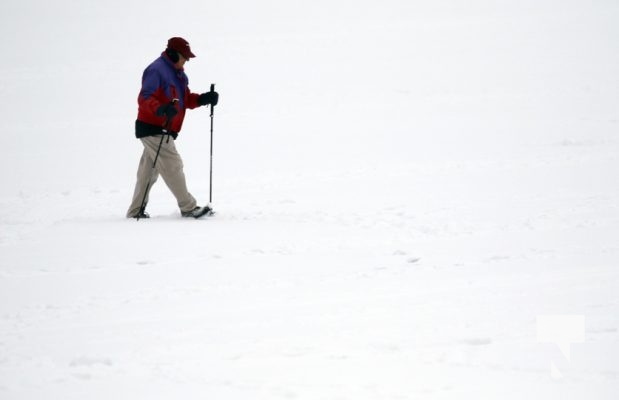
[181,205,214,219]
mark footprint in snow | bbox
[69,356,114,367]
[460,338,493,346]
[393,250,421,264]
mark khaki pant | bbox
[126,135,197,217]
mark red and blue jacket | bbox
[135,52,200,139]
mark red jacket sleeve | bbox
[185,87,200,110]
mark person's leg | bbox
[143,136,197,213]
[126,145,159,218]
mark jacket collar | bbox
[161,52,184,72]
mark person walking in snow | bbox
[127,37,219,219]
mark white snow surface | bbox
[1,1,619,399]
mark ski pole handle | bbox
[162,98,179,134]
[209,83,215,116]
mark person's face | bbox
[175,53,188,69]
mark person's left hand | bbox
[198,91,219,106]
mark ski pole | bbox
[209,83,215,205]
[136,100,178,221]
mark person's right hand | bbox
[156,102,179,118]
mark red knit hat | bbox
[167,37,196,59]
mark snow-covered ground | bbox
[1,1,618,399]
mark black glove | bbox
[156,102,179,118]
[198,91,219,106]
